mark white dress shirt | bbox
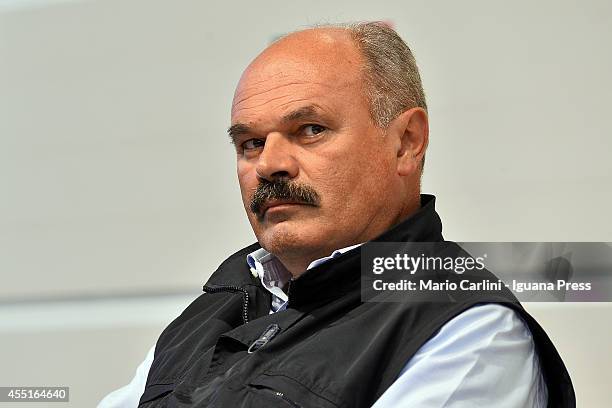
[98,246,547,407]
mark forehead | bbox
[231,30,367,125]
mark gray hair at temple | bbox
[343,21,428,128]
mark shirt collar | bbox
[247,244,362,302]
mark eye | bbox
[241,138,265,150]
[302,124,326,136]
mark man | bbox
[100,22,575,407]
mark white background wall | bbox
[0,0,610,406]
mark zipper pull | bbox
[248,324,281,354]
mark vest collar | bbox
[206,194,443,307]
[286,194,443,307]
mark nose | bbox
[255,132,299,182]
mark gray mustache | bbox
[250,178,321,217]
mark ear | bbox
[389,107,429,177]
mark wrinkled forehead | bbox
[231,30,366,120]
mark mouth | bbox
[260,199,306,216]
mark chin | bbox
[257,221,327,258]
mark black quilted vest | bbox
[139,195,575,408]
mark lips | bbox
[260,199,304,215]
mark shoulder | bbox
[373,304,548,407]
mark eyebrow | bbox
[227,105,323,144]
[227,123,251,144]
[280,105,321,124]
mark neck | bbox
[276,196,422,278]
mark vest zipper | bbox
[203,284,250,324]
[269,390,301,408]
[247,323,281,354]
[255,387,302,408]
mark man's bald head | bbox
[252,23,428,128]
[232,27,366,119]
[248,27,360,70]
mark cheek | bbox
[308,160,371,206]
[320,152,395,207]
[237,161,258,203]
